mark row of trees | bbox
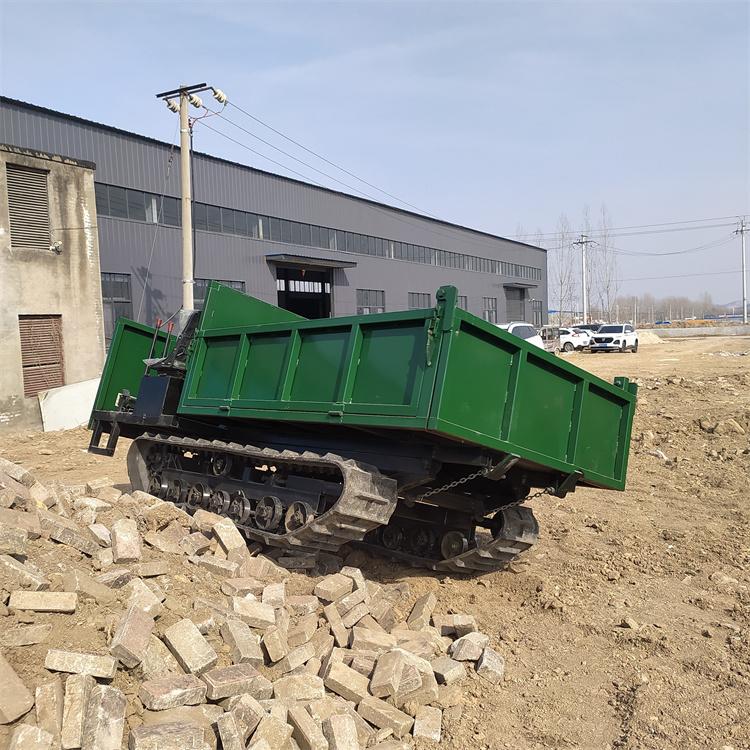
[517,207,728,326]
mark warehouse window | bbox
[357,289,385,315]
[18,315,64,397]
[457,296,468,310]
[408,292,431,310]
[101,273,133,342]
[482,297,497,324]
[6,163,50,249]
[531,300,543,327]
[194,279,245,309]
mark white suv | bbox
[590,324,638,353]
[559,327,591,352]
[496,322,544,350]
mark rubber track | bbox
[130,434,539,574]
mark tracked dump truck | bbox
[89,283,637,574]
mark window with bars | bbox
[457,295,468,310]
[101,273,133,343]
[18,315,64,397]
[531,299,543,327]
[194,279,246,309]
[482,297,498,324]
[6,164,51,249]
[356,289,385,315]
[408,292,431,310]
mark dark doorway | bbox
[276,267,331,319]
[505,287,526,321]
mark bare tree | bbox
[592,205,620,321]
[548,214,576,325]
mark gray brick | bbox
[369,600,396,632]
[0,524,27,555]
[287,705,328,750]
[370,650,405,698]
[9,590,77,613]
[273,673,326,701]
[95,569,133,589]
[232,597,276,629]
[449,631,490,661]
[0,554,50,591]
[62,568,116,603]
[406,592,437,631]
[87,523,111,547]
[357,696,413,738]
[132,561,169,577]
[324,660,371,704]
[163,619,218,676]
[261,582,286,608]
[35,677,63,746]
[322,603,348,648]
[250,715,293,748]
[220,577,265,598]
[80,684,126,750]
[262,625,289,663]
[0,507,41,537]
[230,693,266,736]
[349,626,396,654]
[216,712,245,750]
[286,595,319,616]
[212,517,246,553]
[140,635,184,681]
[413,705,442,741]
[313,573,353,603]
[179,532,212,556]
[201,663,265,700]
[340,602,369,629]
[0,623,53,647]
[221,619,264,666]
[45,649,118,679]
[111,517,142,563]
[127,721,204,750]
[123,578,164,618]
[110,605,155,668]
[139,675,207,710]
[287,613,318,648]
[7,726,54,750]
[192,509,225,534]
[195,554,239,577]
[476,646,505,684]
[322,713,359,750]
[61,673,95,750]
[38,509,98,556]
[333,587,366,617]
[430,655,466,685]
[276,642,316,674]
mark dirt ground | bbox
[1,334,748,750]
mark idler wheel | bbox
[410,527,435,555]
[256,495,283,531]
[210,489,231,515]
[166,478,187,504]
[147,474,168,499]
[284,501,315,532]
[211,452,232,477]
[187,482,211,509]
[228,491,253,525]
[440,531,468,559]
[381,525,404,550]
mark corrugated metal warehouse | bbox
[1,96,547,341]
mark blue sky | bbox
[1,1,748,305]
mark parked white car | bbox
[589,324,638,353]
[559,327,592,352]
[496,322,544,350]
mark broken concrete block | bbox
[369,600,396,632]
[322,713,359,750]
[123,577,164,618]
[333,587,366,617]
[220,577,265,598]
[38,509,98,556]
[216,712,245,750]
[324,660,371,704]
[314,573,353,603]
[261,582,286,608]
[132,561,169,577]
[430,655,466,685]
[45,650,118,680]
[9,590,77,613]
[193,554,239,577]
[357,695,414,738]
[35,677,63,746]
[212,517,246,553]
[273,673,326,702]
[340,602,369,629]
[349,626,397,654]
[61,673,95,750]
[179,532,212,556]
[0,651,34,723]
[287,705,328,750]
[191,509,224,534]
[80,684,126,750]
[0,554,50,591]
[287,613,318,648]
[201,663,265,700]
[62,568,115,603]
[250,715,293,748]
[163,619,218,676]
[140,635,185,681]
[221,619,264,667]
[230,693,266,736]
[94,485,122,504]
[286,595,319,616]
[449,631,490,661]
[110,605,155,668]
[476,646,505,684]
[261,625,289,663]
[406,592,437,631]
[413,705,442,741]
[95,568,133,589]
[370,649,406,698]
[85,478,114,495]
[0,623,53,647]
[7,725,53,750]
[392,649,438,708]
[232,597,276,630]
[0,507,42,537]
[276,641,316,674]
[0,524,27,555]
[127,720,204,750]
[111,517,142,563]
[139,674,207,710]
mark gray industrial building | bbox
[1,96,548,345]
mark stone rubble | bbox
[0,459,510,749]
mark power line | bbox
[621,268,737,282]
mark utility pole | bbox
[736,218,748,324]
[573,235,591,323]
[634,296,637,327]
[155,83,227,319]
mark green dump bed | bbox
[168,283,636,491]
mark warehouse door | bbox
[505,288,526,322]
[276,268,331,319]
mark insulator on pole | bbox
[166,99,179,113]
[212,89,227,104]
[188,94,203,109]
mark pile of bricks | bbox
[0,457,505,750]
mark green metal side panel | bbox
[91,318,176,413]
[177,284,636,490]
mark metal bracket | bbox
[486,453,521,480]
[87,419,120,457]
[550,470,583,498]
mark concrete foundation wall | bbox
[0,145,106,434]
[644,326,750,338]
